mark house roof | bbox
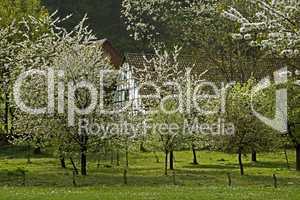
[124,53,291,82]
[98,40,297,82]
[124,53,224,81]
[98,39,124,69]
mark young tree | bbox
[0,0,47,144]
[266,78,300,171]
[224,79,281,175]
[133,45,208,173]
[8,13,114,175]
[132,46,184,174]
[52,21,112,175]
[0,23,19,144]
[149,100,184,175]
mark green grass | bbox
[1,186,300,200]
[0,146,299,199]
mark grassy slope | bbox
[0,146,299,199]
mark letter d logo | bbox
[251,68,288,133]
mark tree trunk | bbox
[97,157,100,168]
[125,138,129,168]
[4,89,9,137]
[251,149,257,162]
[59,145,66,168]
[110,150,114,165]
[164,150,168,175]
[60,157,66,168]
[104,145,108,160]
[0,87,10,145]
[116,150,120,166]
[80,146,87,175]
[125,148,129,168]
[2,69,12,145]
[70,157,78,175]
[34,147,42,155]
[140,142,147,152]
[238,148,244,176]
[284,144,290,169]
[123,168,128,184]
[296,144,300,171]
[192,144,198,165]
[27,144,31,164]
[80,134,88,176]
[169,151,174,170]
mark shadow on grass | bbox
[181,161,292,170]
[0,145,52,159]
[181,164,237,170]
[243,161,292,169]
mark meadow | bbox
[0,146,299,200]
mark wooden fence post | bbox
[123,168,128,185]
[273,174,277,188]
[172,170,176,185]
[227,173,232,187]
[72,170,77,187]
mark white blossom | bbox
[223,0,300,57]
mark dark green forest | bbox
[42,0,143,52]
